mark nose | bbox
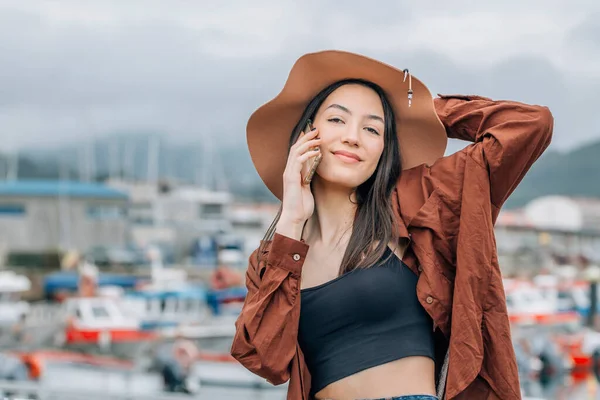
[341,125,360,147]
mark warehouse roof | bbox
[0,180,128,200]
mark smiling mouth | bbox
[333,152,361,163]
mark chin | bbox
[317,170,370,189]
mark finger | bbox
[284,146,321,178]
[296,147,321,165]
[293,128,319,148]
[294,138,322,156]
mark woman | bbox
[231,50,553,400]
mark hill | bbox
[1,135,599,208]
[505,140,600,208]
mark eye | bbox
[327,117,344,124]
[365,127,380,135]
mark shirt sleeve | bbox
[434,94,553,210]
[230,233,309,385]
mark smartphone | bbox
[302,120,322,185]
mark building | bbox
[0,180,129,259]
[229,203,279,260]
[106,179,236,264]
[495,196,600,274]
[524,196,600,234]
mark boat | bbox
[504,278,558,317]
[156,319,286,390]
[121,255,211,330]
[53,297,156,358]
[122,288,210,331]
[8,349,163,396]
[43,271,140,301]
[204,266,246,316]
[0,271,31,327]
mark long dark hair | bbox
[259,79,402,275]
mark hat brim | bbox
[247,50,447,200]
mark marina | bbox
[0,2,598,397]
[0,176,599,399]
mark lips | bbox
[333,151,361,162]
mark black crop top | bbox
[298,247,435,396]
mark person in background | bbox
[160,335,199,394]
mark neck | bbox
[304,178,357,248]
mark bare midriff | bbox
[315,356,436,400]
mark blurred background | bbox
[0,1,599,399]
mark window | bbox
[91,305,111,318]
[128,203,154,225]
[186,298,196,311]
[199,203,223,218]
[87,205,126,219]
[0,204,25,216]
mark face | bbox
[312,84,385,189]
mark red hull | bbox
[65,328,156,343]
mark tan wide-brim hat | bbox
[247,50,447,200]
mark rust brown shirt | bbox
[231,94,554,400]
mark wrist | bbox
[275,215,305,241]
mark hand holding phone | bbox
[278,120,321,232]
[301,120,322,185]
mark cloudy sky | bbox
[0,0,598,153]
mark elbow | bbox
[230,330,291,386]
[258,359,291,385]
[230,327,256,369]
[231,348,290,385]
[535,106,554,145]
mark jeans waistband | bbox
[320,395,438,400]
[357,396,438,400]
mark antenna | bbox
[108,137,119,180]
[213,143,229,192]
[147,135,160,184]
[202,138,212,189]
[81,110,98,181]
[6,149,18,181]
[58,158,71,250]
[79,142,93,182]
[123,137,135,181]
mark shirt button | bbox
[426,296,434,304]
[292,253,301,261]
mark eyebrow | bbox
[325,103,384,124]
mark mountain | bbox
[5,133,276,202]
[2,134,599,207]
[504,140,600,208]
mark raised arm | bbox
[434,94,553,210]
